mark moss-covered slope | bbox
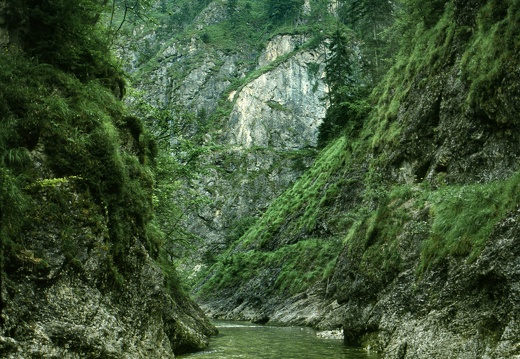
[0,1,215,357]
[194,0,520,357]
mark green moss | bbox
[0,50,161,283]
[194,0,520,305]
[419,171,520,271]
[460,0,520,124]
[198,237,340,297]
[368,3,458,150]
[234,137,350,250]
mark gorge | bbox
[1,0,520,358]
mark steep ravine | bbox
[126,3,331,270]
[192,0,520,358]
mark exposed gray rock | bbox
[335,211,520,358]
[128,27,327,269]
[1,180,216,358]
[384,66,520,186]
[226,39,328,149]
[181,146,317,265]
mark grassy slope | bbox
[125,0,342,276]
[194,0,520,302]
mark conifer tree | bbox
[267,0,304,23]
[325,29,356,105]
[339,0,396,83]
[318,29,369,146]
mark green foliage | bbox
[0,50,158,286]
[198,237,340,297]
[460,0,520,125]
[267,0,304,24]
[128,90,211,258]
[235,137,351,250]
[318,98,370,147]
[338,0,397,82]
[342,184,413,279]
[318,28,370,146]
[369,1,457,147]
[419,172,520,271]
[341,170,520,277]
[227,216,258,244]
[397,0,448,29]
[7,0,124,89]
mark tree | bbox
[128,91,210,259]
[318,29,369,146]
[227,0,238,16]
[325,30,356,105]
[10,0,106,79]
[339,0,396,83]
[267,0,304,23]
[107,0,155,35]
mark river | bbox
[178,321,380,359]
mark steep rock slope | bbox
[195,0,520,357]
[0,2,215,357]
[226,34,327,149]
[126,1,331,266]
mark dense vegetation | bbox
[116,0,400,269]
[0,0,182,299]
[193,0,520,310]
[2,0,519,355]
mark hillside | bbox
[0,1,215,357]
[122,0,338,272]
[186,0,520,357]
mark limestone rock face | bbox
[182,35,326,258]
[129,24,328,260]
[226,39,328,149]
[257,34,307,67]
[1,175,216,358]
[135,33,327,147]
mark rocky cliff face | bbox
[192,0,520,358]
[0,3,217,356]
[1,178,216,358]
[334,209,520,358]
[127,5,329,265]
[226,35,327,149]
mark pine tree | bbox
[339,0,396,83]
[267,0,304,23]
[325,30,356,105]
[227,0,238,15]
[318,29,369,146]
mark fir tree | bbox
[267,0,304,23]
[318,29,369,146]
[339,0,396,83]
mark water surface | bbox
[178,320,380,359]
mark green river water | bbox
[178,321,381,359]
